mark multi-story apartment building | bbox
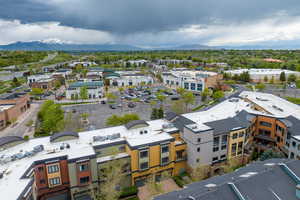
[162,69,222,92]
[65,81,104,99]
[1,91,300,200]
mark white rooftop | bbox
[226,68,300,75]
[0,105,14,112]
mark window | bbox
[184,82,189,89]
[197,84,202,91]
[238,142,243,155]
[221,144,227,150]
[140,150,148,158]
[119,146,125,151]
[259,129,271,136]
[260,121,272,128]
[40,179,45,184]
[161,157,169,165]
[232,133,238,139]
[161,145,169,153]
[80,176,90,184]
[290,152,295,159]
[78,163,89,172]
[197,138,201,143]
[176,150,184,160]
[196,158,200,163]
[213,137,220,146]
[220,155,226,159]
[231,143,237,156]
[239,132,244,138]
[213,146,219,152]
[222,135,227,144]
[292,141,296,147]
[212,157,218,162]
[197,147,200,152]
[140,162,148,170]
[49,177,60,186]
[47,164,59,174]
[190,83,196,90]
[38,167,43,172]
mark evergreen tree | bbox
[158,107,164,119]
[151,108,158,120]
[280,71,286,82]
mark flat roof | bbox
[0,105,14,111]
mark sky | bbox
[1,0,300,47]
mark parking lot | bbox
[62,85,203,130]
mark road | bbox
[0,103,41,138]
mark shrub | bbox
[23,135,29,141]
[119,186,138,198]
[173,176,184,188]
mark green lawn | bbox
[286,96,300,105]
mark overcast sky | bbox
[1,0,300,47]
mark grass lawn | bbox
[285,96,300,105]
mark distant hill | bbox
[0,41,143,51]
[0,41,218,51]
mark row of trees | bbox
[35,100,64,136]
[106,113,140,126]
[150,107,164,120]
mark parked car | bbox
[101,100,106,104]
[109,104,117,109]
[128,102,136,108]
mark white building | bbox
[106,71,154,87]
[125,60,148,66]
[66,81,104,99]
[226,68,300,83]
[69,61,96,68]
[52,69,72,78]
[27,74,52,84]
[162,70,219,92]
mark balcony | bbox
[254,134,275,143]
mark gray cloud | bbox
[1,0,300,34]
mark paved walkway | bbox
[0,103,40,138]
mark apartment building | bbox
[0,92,30,130]
[65,81,104,99]
[105,71,154,87]
[155,159,300,200]
[226,68,300,83]
[162,69,222,92]
[1,91,300,200]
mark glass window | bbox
[260,121,272,127]
[197,147,200,152]
[221,145,227,150]
[184,82,189,89]
[78,163,89,172]
[161,157,169,165]
[190,83,196,90]
[140,150,148,158]
[49,177,60,186]
[161,145,169,153]
[79,176,90,184]
[213,146,219,152]
[140,162,148,170]
[239,132,244,138]
[197,138,201,143]
[47,164,59,174]
[222,135,227,144]
[197,84,202,91]
[212,157,218,162]
[231,143,237,156]
[214,137,220,146]
[176,150,184,160]
[232,133,238,139]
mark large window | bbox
[79,176,90,184]
[161,157,169,165]
[47,164,59,174]
[49,177,61,187]
[260,121,272,128]
[140,162,149,170]
[197,84,202,91]
[176,150,184,160]
[259,129,271,136]
[190,83,196,90]
[78,163,89,172]
[140,150,148,158]
[161,145,169,153]
[231,143,237,156]
[232,133,238,139]
[184,82,189,89]
[238,142,243,155]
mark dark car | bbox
[109,104,117,109]
[128,102,136,108]
[101,100,106,104]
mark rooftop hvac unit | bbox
[66,143,70,149]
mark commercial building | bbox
[1,91,300,200]
[65,81,104,99]
[226,68,300,83]
[106,71,154,87]
[155,159,300,200]
[0,93,30,130]
[162,69,222,92]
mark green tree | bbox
[151,108,158,120]
[30,88,44,96]
[106,113,140,126]
[182,91,195,112]
[12,77,21,87]
[259,149,284,161]
[256,83,266,91]
[212,90,224,101]
[79,86,88,100]
[263,76,268,82]
[201,88,210,102]
[288,74,297,83]
[157,107,164,119]
[171,100,185,114]
[280,71,286,82]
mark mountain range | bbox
[0,41,297,51]
[0,41,216,51]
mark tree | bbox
[151,108,158,120]
[288,74,297,83]
[263,75,268,82]
[106,113,140,126]
[12,77,21,87]
[30,88,44,96]
[269,76,275,84]
[182,91,195,112]
[176,87,186,96]
[201,88,210,102]
[158,107,164,119]
[259,149,284,161]
[212,90,224,101]
[256,83,266,91]
[239,71,250,82]
[171,100,185,114]
[280,71,286,82]
[80,86,88,100]
[106,92,117,103]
